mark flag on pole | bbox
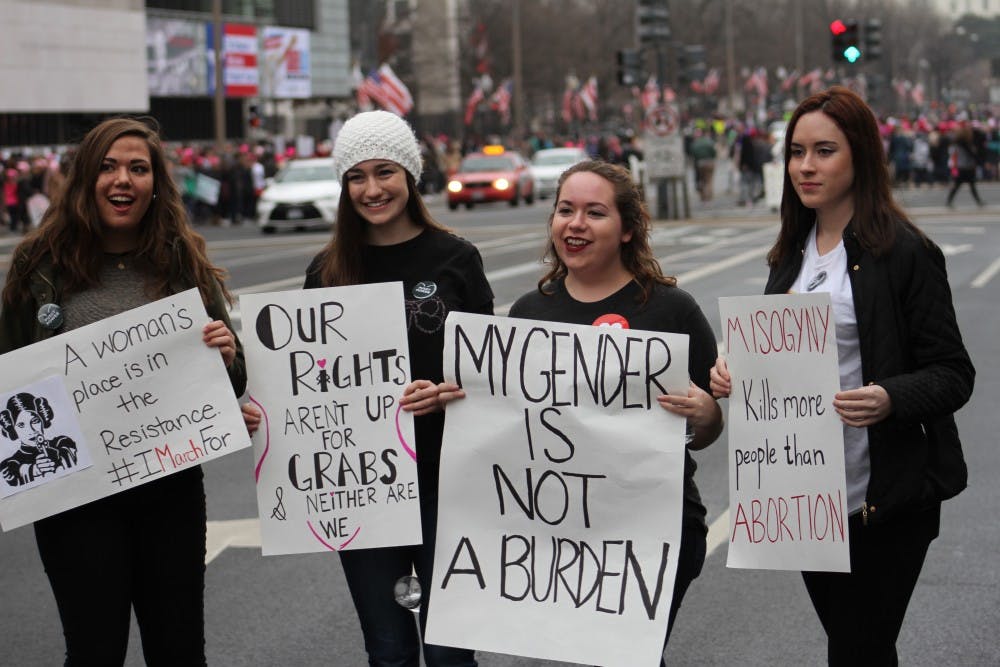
[490,78,513,125]
[703,68,721,95]
[579,76,598,122]
[352,62,373,110]
[359,64,413,116]
[464,84,485,126]
[641,76,660,112]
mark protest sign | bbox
[0,289,249,530]
[425,312,690,667]
[720,293,849,572]
[240,283,421,556]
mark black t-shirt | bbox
[510,279,715,530]
[304,227,494,494]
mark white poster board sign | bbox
[426,312,690,667]
[719,293,849,572]
[643,133,686,179]
[240,283,421,556]
[0,289,249,530]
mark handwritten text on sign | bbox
[0,289,249,531]
[720,294,849,572]
[425,313,690,667]
[240,283,421,556]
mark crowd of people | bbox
[0,89,981,665]
[3,105,995,236]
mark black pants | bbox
[946,168,984,205]
[802,505,940,667]
[658,518,707,665]
[33,468,208,667]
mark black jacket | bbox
[765,221,974,526]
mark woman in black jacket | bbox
[709,87,974,666]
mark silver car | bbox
[257,157,340,234]
[529,147,589,199]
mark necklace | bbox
[105,251,133,270]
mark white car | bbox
[529,147,589,199]
[257,157,340,234]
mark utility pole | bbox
[212,0,226,151]
[794,0,804,101]
[512,0,524,136]
[725,0,736,113]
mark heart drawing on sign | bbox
[317,359,327,369]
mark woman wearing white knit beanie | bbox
[316,110,490,666]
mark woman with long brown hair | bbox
[0,116,245,665]
[307,110,492,666]
[711,87,974,665]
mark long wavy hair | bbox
[2,117,230,308]
[537,159,675,302]
[769,86,923,267]
[316,171,450,286]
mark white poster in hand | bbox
[0,289,250,530]
[240,282,421,556]
[719,293,850,572]
[426,312,690,667]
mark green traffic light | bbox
[844,46,862,63]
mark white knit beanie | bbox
[333,110,422,182]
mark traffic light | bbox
[678,44,706,86]
[637,0,671,45]
[830,19,861,63]
[864,18,882,61]
[248,104,262,128]
[617,48,641,86]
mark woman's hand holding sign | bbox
[657,381,723,451]
[709,356,732,398]
[400,380,446,416]
[203,320,237,368]
[833,384,892,427]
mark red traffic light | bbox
[830,19,847,35]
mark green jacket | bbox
[0,242,247,397]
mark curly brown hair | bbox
[2,117,230,308]
[537,159,675,302]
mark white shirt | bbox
[791,224,870,514]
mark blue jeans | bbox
[338,492,477,667]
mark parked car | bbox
[446,146,534,210]
[529,147,589,199]
[257,157,340,234]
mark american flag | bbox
[702,68,721,95]
[779,69,799,92]
[578,76,598,122]
[358,64,413,116]
[490,79,513,125]
[640,76,659,112]
[561,88,574,124]
[464,84,485,126]
[744,67,768,97]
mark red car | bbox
[446,146,535,210]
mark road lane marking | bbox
[206,518,261,564]
[706,510,730,557]
[971,256,1000,288]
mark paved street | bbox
[1,178,998,666]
